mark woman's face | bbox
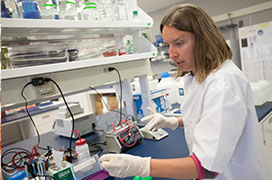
[162,26,196,72]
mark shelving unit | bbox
[1,6,157,117]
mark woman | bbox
[100,4,270,179]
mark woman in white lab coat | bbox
[100,4,271,179]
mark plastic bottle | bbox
[156,72,178,109]
[175,77,185,106]
[126,40,134,54]
[115,0,127,21]
[17,0,41,19]
[1,0,12,18]
[132,9,139,21]
[37,0,58,19]
[73,130,90,163]
[58,0,77,20]
[81,0,100,21]
[2,0,20,18]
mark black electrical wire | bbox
[109,67,123,125]
[21,82,48,151]
[89,86,126,127]
[46,78,76,161]
[89,86,111,111]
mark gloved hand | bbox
[100,154,151,178]
[141,107,179,131]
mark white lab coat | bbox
[180,60,271,180]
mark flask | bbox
[37,0,58,19]
[58,0,77,20]
[73,130,90,163]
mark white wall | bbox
[144,0,272,42]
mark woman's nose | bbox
[169,46,177,59]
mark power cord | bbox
[21,81,50,151]
[107,67,123,125]
[89,86,126,127]
[22,77,76,162]
[45,78,76,162]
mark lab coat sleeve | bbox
[192,80,248,173]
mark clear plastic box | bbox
[7,43,68,68]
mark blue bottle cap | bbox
[161,72,170,78]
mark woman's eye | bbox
[176,42,184,46]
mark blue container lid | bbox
[161,72,170,78]
[9,170,26,180]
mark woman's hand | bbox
[141,107,179,131]
[100,154,151,178]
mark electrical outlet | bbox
[103,67,110,73]
[34,82,56,99]
[98,67,110,73]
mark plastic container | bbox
[73,130,91,163]
[156,72,178,109]
[58,0,77,20]
[37,0,58,19]
[8,43,68,68]
[81,0,100,21]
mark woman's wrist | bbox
[177,117,184,127]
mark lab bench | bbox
[1,127,189,180]
[2,101,272,179]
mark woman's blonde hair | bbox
[160,4,232,83]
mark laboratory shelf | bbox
[1,8,153,38]
[1,5,156,114]
[2,51,156,80]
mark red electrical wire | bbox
[118,119,138,147]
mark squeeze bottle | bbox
[73,130,90,163]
